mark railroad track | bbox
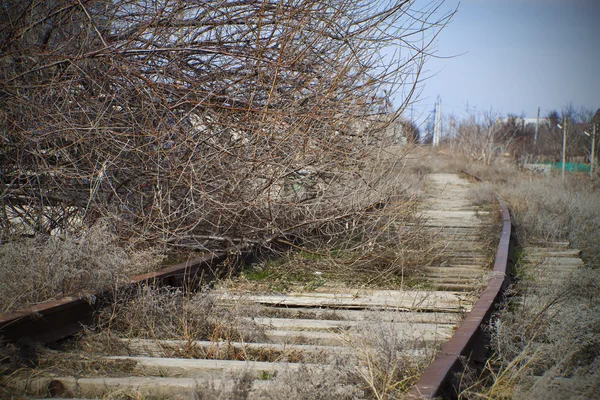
[0,172,512,399]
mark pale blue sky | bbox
[404,0,600,124]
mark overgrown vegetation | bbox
[0,222,163,315]
[0,0,454,312]
[226,184,437,291]
[349,316,434,398]
[0,2,461,398]
[0,0,451,250]
[93,286,267,344]
[458,161,600,399]
[441,106,599,167]
[460,268,600,400]
[1,285,436,399]
[466,163,600,266]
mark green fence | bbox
[543,162,591,172]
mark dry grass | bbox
[2,306,434,399]
[402,147,470,175]
[252,363,357,400]
[500,179,600,266]
[194,371,256,400]
[465,159,600,265]
[188,364,357,400]
[457,160,600,400]
[349,317,435,399]
[460,269,600,400]
[466,183,496,208]
[93,287,266,345]
[190,311,434,400]
[227,225,437,293]
[0,222,164,315]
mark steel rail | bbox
[1,172,513,400]
[0,252,232,343]
[0,237,286,343]
[406,172,513,399]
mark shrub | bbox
[498,176,600,267]
[0,223,163,315]
[459,161,600,399]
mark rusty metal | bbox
[0,252,231,343]
[0,231,291,344]
[406,172,513,399]
[1,171,513,399]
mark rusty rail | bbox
[0,235,289,344]
[0,252,234,343]
[1,173,513,400]
[406,173,514,399]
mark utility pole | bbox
[562,117,567,180]
[439,97,442,141]
[433,96,441,147]
[592,123,596,180]
[534,106,540,145]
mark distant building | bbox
[500,117,549,128]
[522,117,547,127]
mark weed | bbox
[447,159,600,399]
[252,363,356,400]
[471,164,600,267]
[335,311,436,399]
[94,287,266,344]
[258,370,274,380]
[0,222,164,315]
[194,371,254,400]
[466,183,495,208]
[461,268,600,399]
[242,267,272,281]
[302,275,326,291]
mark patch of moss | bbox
[242,268,272,281]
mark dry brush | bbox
[0,0,452,253]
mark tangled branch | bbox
[0,0,451,250]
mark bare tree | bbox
[0,0,452,250]
[525,107,596,162]
[448,111,517,165]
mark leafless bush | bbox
[229,193,436,290]
[349,315,434,399]
[0,222,163,315]
[225,149,439,289]
[510,107,598,163]
[460,269,600,400]
[446,112,518,165]
[498,176,600,265]
[0,0,453,252]
[253,363,356,400]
